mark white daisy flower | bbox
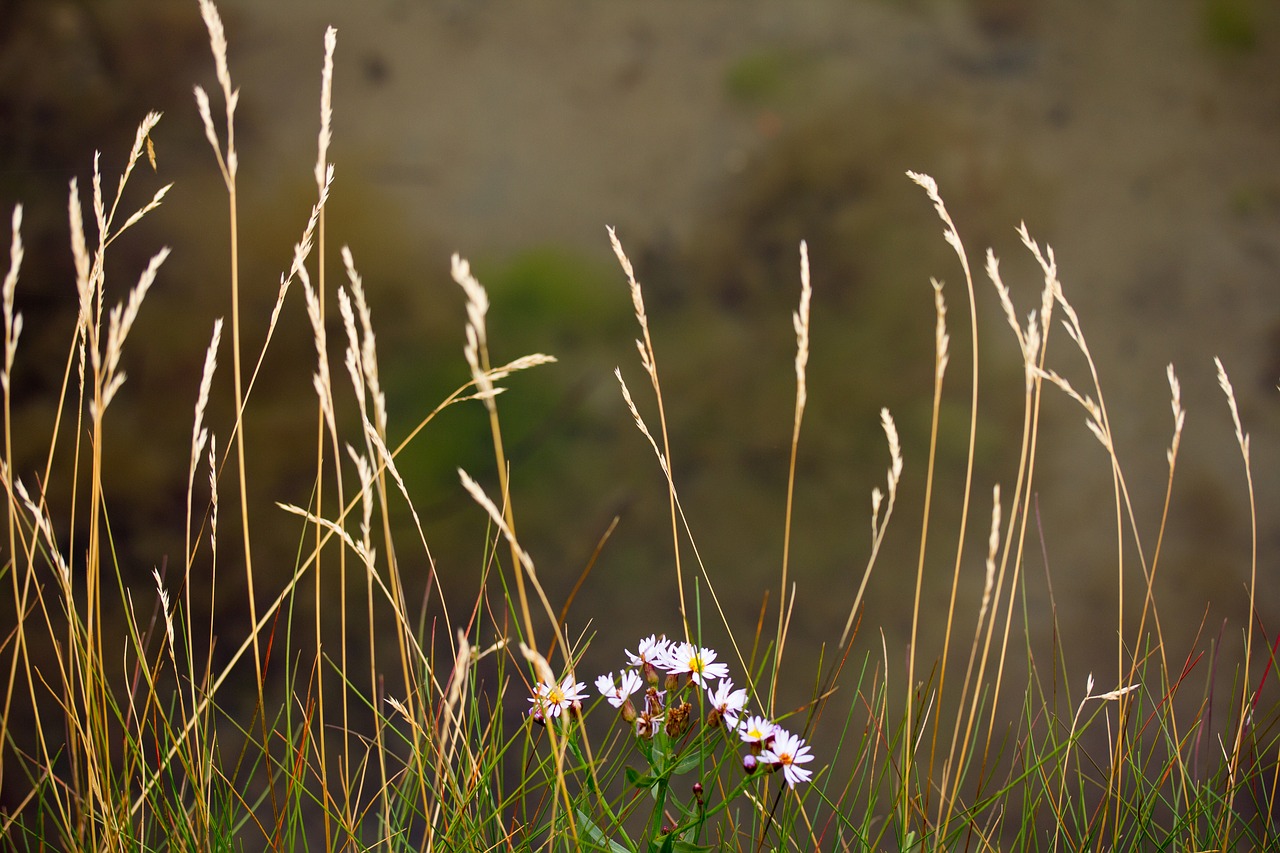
[706,678,748,728]
[666,642,729,686]
[737,714,776,746]
[596,669,643,708]
[760,727,815,788]
[626,634,673,668]
[528,675,587,720]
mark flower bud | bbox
[742,754,758,774]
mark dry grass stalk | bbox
[905,271,949,821]
[188,322,222,490]
[906,170,985,836]
[1113,361,1186,751]
[980,486,1001,628]
[1214,356,1259,838]
[195,0,237,185]
[245,165,333,403]
[839,408,902,650]
[338,250,435,724]
[1051,675,1141,853]
[608,226,688,641]
[974,228,1054,779]
[192,5,285,827]
[453,254,495,409]
[316,26,336,191]
[0,205,21,810]
[456,469,564,658]
[301,263,338,442]
[300,245,350,827]
[96,247,170,417]
[771,241,811,715]
[2,205,23,391]
[307,30,338,838]
[451,254,537,673]
[615,368,669,478]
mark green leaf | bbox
[574,808,635,853]
[625,766,657,790]
[670,749,704,776]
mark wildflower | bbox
[626,634,674,684]
[635,713,658,739]
[597,669,643,722]
[634,686,666,739]
[737,714,776,747]
[528,683,551,723]
[528,675,587,720]
[760,727,814,788]
[644,686,666,718]
[596,670,643,708]
[666,642,729,686]
[706,678,748,729]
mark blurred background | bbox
[2,0,1280,822]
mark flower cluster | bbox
[528,634,815,788]
[735,714,814,789]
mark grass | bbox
[0,1,1277,849]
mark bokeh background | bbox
[3,0,1280,820]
